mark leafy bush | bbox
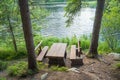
[81,40,90,50]
[101,0,120,52]
[50,65,68,71]
[98,42,111,54]
[0,47,27,60]
[0,77,6,80]
[70,36,78,45]
[115,63,120,69]
[42,36,60,46]
[80,35,90,50]
[0,48,14,60]
[7,61,27,77]
[61,37,70,45]
[0,60,8,70]
[37,62,48,70]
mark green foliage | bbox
[98,42,111,54]
[61,37,70,45]
[70,36,78,45]
[34,35,113,54]
[50,65,68,71]
[0,47,27,60]
[26,69,38,75]
[42,36,60,46]
[0,0,49,56]
[45,0,65,2]
[0,77,6,80]
[0,60,8,71]
[7,61,27,77]
[101,0,120,52]
[65,0,82,27]
[79,35,90,50]
[37,62,48,70]
[115,62,120,69]
[82,1,97,8]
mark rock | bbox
[109,53,120,61]
[68,67,80,73]
[41,73,48,80]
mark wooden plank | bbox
[36,46,49,61]
[46,43,67,58]
[56,43,67,57]
[70,45,76,60]
[34,41,42,51]
[78,41,80,53]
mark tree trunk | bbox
[7,16,17,52]
[19,0,37,70]
[88,0,105,58]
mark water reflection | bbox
[40,4,95,38]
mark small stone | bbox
[109,53,120,61]
[68,67,80,73]
[41,73,48,80]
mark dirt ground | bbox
[0,54,120,80]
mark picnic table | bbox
[46,43,67,66]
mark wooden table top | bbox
[46,43,67,58]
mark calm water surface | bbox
[40,4,96,38]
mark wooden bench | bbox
[69,45,83,66]
[34,41,43,56]
[70,45,76,60]
[36,46,49,61]
[76,40,82,57]
[34,41,42,51]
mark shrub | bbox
[101,0,120,52]
[70,36,78,45]
[81,40,90,50]
[0,77,6,80]
[0,60,8,70]
[61,37,70,45]
[98,42,111,54]
[50,65,68,71]
[7,61,27,77]
[42,36,60,46]
[0,47,27,60]
[80,35,90,50]
[0,47,14,60]
[37,62,48,70]
[115,63,120,69]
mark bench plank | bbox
[34,41,42,51]
[36,46,49,61]
[70,45,76,60]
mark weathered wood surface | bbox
[70,45,76,60]
[77,41,82,57]
[46,43,67,58]
[36,46,49,61]
[34,41,42,51]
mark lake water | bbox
[40,4,96,38]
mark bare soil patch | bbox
[0,54,120,80]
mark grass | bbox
[50,65,68,71]
[7,61,27,77]
[37,62,48,70]
[0,60,8,71]
[0,47,27,60]
[0,34,119,60]
[115,62,120,69]
[0,77,6,80]
[98,42,112,54]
